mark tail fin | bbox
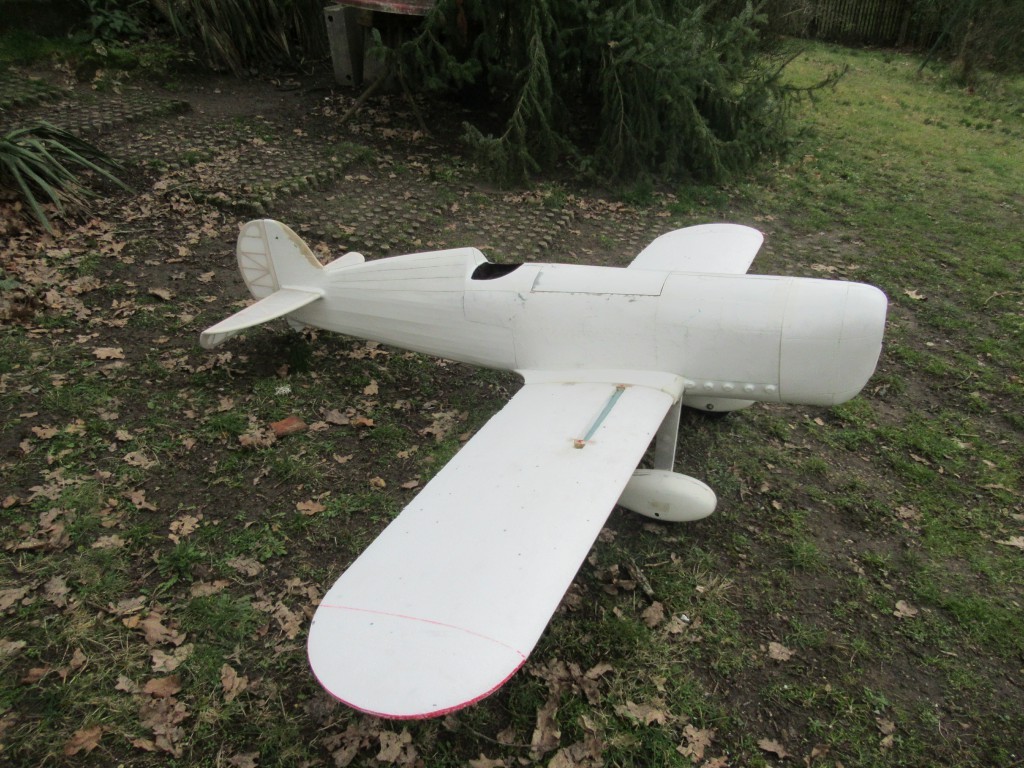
[237,219,324,299]
[199,220,325,349]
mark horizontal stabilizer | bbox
[200,288,322,349]
[630,223,763,274]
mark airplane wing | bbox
[307,371,684,718]
[629,223,763,274]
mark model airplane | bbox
[201,219,887,718]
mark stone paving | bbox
[1,64,681,267]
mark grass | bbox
[1,39,1023,768]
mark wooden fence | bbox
[772,0,937,47]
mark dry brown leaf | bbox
[92,534,126,549]
[149,287,174,301]
[677,724,715,762]
[757,738,789,759]
[93,347,125,360]
[138,613,187,647]
[297,499,326,516]
[641,601,665,628]
[530,695,561,757]
[996,536,1024,550]
[369,476,387,489]
[109,595,146,615]
[468,756,506,768]
[226,753,259,768]
[876,717,896,735]
[0,585,32,612]
[767,641,796,661]
[151,644,193,673]
[324,409,350,425]
[893,600,919,619]
[363,379,379,396]
[615,700,669,726]
[64,725,103,756]
[227,556,264,577]
[377,728,416,764]
[168,514,200,542]
[221,663,249,703]
[123,450,157,469]
[143,675,182,698]
[21,666,50,684]
[0,639,26,659]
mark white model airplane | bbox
[201,219,887,719]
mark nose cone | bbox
[779,280,888,406]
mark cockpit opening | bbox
[471,262,523,280]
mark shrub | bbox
[399,0,833,183]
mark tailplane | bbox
[200,220,327,349]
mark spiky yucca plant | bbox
[0,121,128,232]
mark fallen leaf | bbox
[227,556,264,577]
[758,738,789,759]
[614,700,669,726]
[641,601,665,628]
[767,641,795,661]
[189,580,229,597]
[903,288,926,300]
[996,536,1024,550]
[151,644,193,672]
[138,613,187,647]
[123,451,157,469]
[143,675,182,698]
[0,585,32,612]
[468,756,506,768]
[677,724,715,762]
[324,409,350,425]
[297,499,326,516]
[64,725,104,756]
[21,666,51,684]
[92,534,126,549]
[220,664,249,703]
[93,347,125,360]
[0,639,27,658]
[363,379,379,396]
[876,717,896,735]
[149,287,174,301]
[894,600,919,619]
[377,728,415,763]
[530,695,561,757]
[168,514,200,542]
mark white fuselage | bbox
[288,247,887,407]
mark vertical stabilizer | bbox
[237,219,324,299]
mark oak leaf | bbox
[143,675,182,698]
[757,738,789,759]
[64,725,104,756]
[767,641,795,661]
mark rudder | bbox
[237,219,324,300]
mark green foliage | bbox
[151,0,327,74]
[0,121,127,232]
[75,0,151,42]
[400,0,831,183]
